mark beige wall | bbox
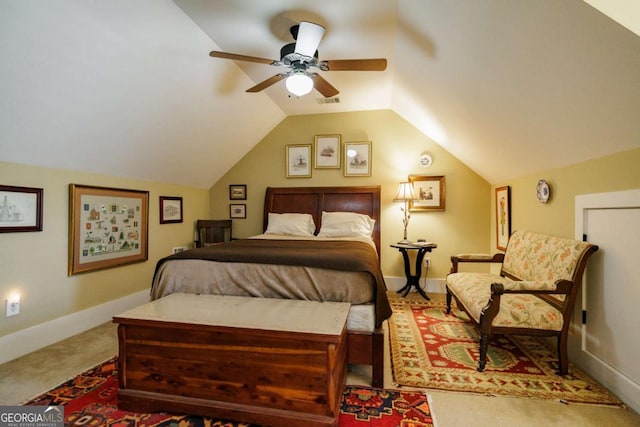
[3,119,637,341]
[209,110,492,278]
[490,148,640,242]
[0,161,209,337]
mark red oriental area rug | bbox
[24,357,434,426]
[389,295,622,406]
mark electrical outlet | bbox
[423,257,431,268]
[6,297,20,317]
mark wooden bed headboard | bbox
[263,186,381,255]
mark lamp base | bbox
[397,239,412,244]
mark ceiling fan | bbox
[209,21,387,98]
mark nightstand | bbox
[390,242,437,300]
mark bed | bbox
[150,185,390,387]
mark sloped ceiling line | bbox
[1,0,638,188]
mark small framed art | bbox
[159,196,183,224]
[286,144,312,178]
[409,175,446,211]
[229,203,246,219]
[344,141,371,177]
[314,134,341,169]
[495,185,511,251]
[68,184,149,275]
[229,184,247,200]
[0,185,43,233]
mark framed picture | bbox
[314,134,341,169]
[495,185,511,251]
[409,175,446,211]
[229,203,246,219]
[344,141,372,177]
[159,196,183,224]
[0,185,43,233]
[68,184,149,275]
[286,144,312,178]
[229,184,247,200]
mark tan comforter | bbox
[151,238,392,327]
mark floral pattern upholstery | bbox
[446,230,598,374]
[446,272,563,330]
[502,230,592,282]
[446,230,593,331]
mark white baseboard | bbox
[0,279,446,366]
[0,290,150,365]
[569,336,640,413]
[385,276,446,295]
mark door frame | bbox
[574,189,640,413]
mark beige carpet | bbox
[1,292,639,426]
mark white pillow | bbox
[265,213,316,237]
[317,211,376,238]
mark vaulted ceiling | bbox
[1,1,639,188]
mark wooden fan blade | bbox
[322,58,387,71]
[310,73,339,98]
[246,74,288,93]
[209,51,277,65]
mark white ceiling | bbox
[1,0,639,188]
[173,0,398,116]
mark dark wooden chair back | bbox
[194,220,232,247]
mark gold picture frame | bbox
[314,134,341,169]
[409,175,446,211]
[286,144,312,178]
[344,141,372,177]
[68,184,149,275]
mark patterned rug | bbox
[389,295,622,405]
[24,357,434,426]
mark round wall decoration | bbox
[537,179,550,203]
[418,152,433,168]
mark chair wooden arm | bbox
[492,279,572,294]
[491,280,574,294]
[490,280,573,312]
[450,253,505,273]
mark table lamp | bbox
[394,182,417,244]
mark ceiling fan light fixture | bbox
[285,73,313,96]
[209,19,387,97]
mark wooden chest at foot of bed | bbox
[113,293,349,427]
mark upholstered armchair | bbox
[446,230,598,375]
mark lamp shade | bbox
[294,22,325,57]
[394,182,416,202]
[285,73,313,96]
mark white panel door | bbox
[584,208,640,380]
[574,190,640,413]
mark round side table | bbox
[390,242,437,300]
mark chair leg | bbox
[478,333,489,372]
[445,289,452,314]
[556,333,569,375]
